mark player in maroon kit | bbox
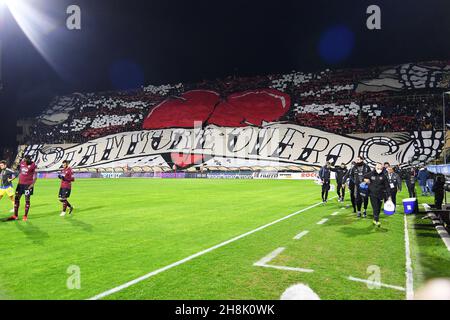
[58,160,75,217]
[8,155,37,222]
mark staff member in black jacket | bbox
[345,161,357,213]
[331,163,348,202]
[348,156,371,218]
[432,174,445,209]
[386,166,402,208]
[403,167,417,198]
[383,162,390,174]
[364,163,392,227]
[318,162,331,203]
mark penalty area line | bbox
[254,247,314,273]
[88,198,335,300]
[347,276,405,291]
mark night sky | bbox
[0,0,450,147]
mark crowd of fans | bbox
[28,91,153,143]
[23,60,450,144]
[290,92,443,134]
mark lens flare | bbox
[318,25,355,64]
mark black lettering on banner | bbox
[150,130,171,152]
[78,144,97,166]
[170,131,191,150]
[126,133,139,155]
[326,143,354,165]
[40,147,65,168]
[271,128,304,159]
[169,133,182,149]
[22,127,445,171]
[227,128,253,154]
[193,128,205,150]
[101,139,112,161]
[64,150,77,166]
[249,128,274,156]
[101,136,125,161]
[297,135,329,163]
[227,134,238,154]
[138,132,150,153]
[194,128,215,151]
[23,145,43,162]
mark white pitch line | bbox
[254,247,314,273]
[254,247,285,265]
[257,264,314,273]
[293,230,309,240]
[331,212,339,216]
[88,198,333,300]
[347,276,405,291]
[317,218,328,225]
[404,214,414,300]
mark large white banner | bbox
[21,123,443,171]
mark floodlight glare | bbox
[3,0,59,71]
[0,0,10,8]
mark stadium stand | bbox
[23,60,450,144]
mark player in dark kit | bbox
[331,163,348,202]
[318,162,331,203]
[8,155,37,222]
[58,160,75,216]
[347,156,371,218]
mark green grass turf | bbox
[0,178,448,300]
[408,194,450,288]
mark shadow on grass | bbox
[65,217,93,232]
[15,221,49,245]
[1,206,104,223]
[322,209,390,235]
[73,206,105,213]
[27,204,48,209]
[412,223,437,231]
[337,221,389,237]
[13,211,63,221]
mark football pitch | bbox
[0,178,449,300]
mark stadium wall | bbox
[36,171,323,180]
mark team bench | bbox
[422,204,450,232]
